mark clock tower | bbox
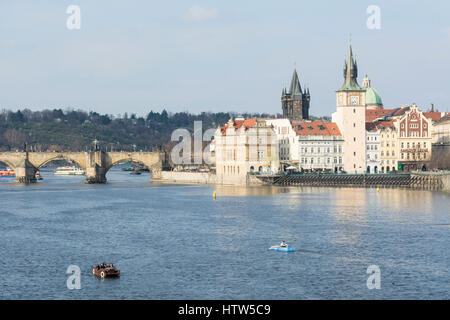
[335,45,367,173]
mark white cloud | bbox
[184,5,219,22]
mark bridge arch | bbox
[29,154,86,171]
[0,158,17,170]
[104,152,162,175]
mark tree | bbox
[3,129,27,148]
[9,110,25,123]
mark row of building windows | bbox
[301,146,342,154]
[299,141,337,145]
[401,123,427,129]
[400,142,428,148]
[401,131,427,137]
[300,157,342,164]
[401,153,427,160]
[380,159,396,165]
[223,165,240,174]
[381,151,395,157]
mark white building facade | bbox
[293,120,344,172]
[334,46,367,174]
[366,125,380,173]
[265,118,299,163]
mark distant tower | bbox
[281,69,310,121]
[335,45,367,174]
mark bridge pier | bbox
[14,158,37,184]
[85,165,107,184]
[84,151,107,184]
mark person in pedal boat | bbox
[280,241,287,248]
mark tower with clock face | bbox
[335,45,367,174]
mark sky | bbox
[0,0,449,117]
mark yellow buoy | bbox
[213,190,216,199]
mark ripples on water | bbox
[0,168,449,299]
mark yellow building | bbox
[378,122,398,173]
[214,118,279,185]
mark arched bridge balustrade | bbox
[0,151,163,184]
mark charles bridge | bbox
[0,150,163,183]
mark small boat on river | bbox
[93,263,120,278]
[35,171,43,180]
[270,245,295,252]
[0,169,15,178]
[54,166,85,176]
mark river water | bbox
[0,167,449,299]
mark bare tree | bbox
[2,129,27,149]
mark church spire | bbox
[289,69,303,97]
[339,45,361,91]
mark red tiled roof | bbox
[220,118,257,135]
[366,122,376,131]
[423,112,442,121]
[292,120,341,136]
[366,120,395,131]
[391,106,409,117]
[365,109,394,121]
[375,121,394,129]
[365,106,412,121]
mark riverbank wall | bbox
[154,171,216,184]
[153,171,450,191]
[255,172,450,191]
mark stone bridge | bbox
[0,151,163,183]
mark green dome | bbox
[365,87,383,105]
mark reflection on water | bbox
[214,185,292,197]
[0,168,449,299]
